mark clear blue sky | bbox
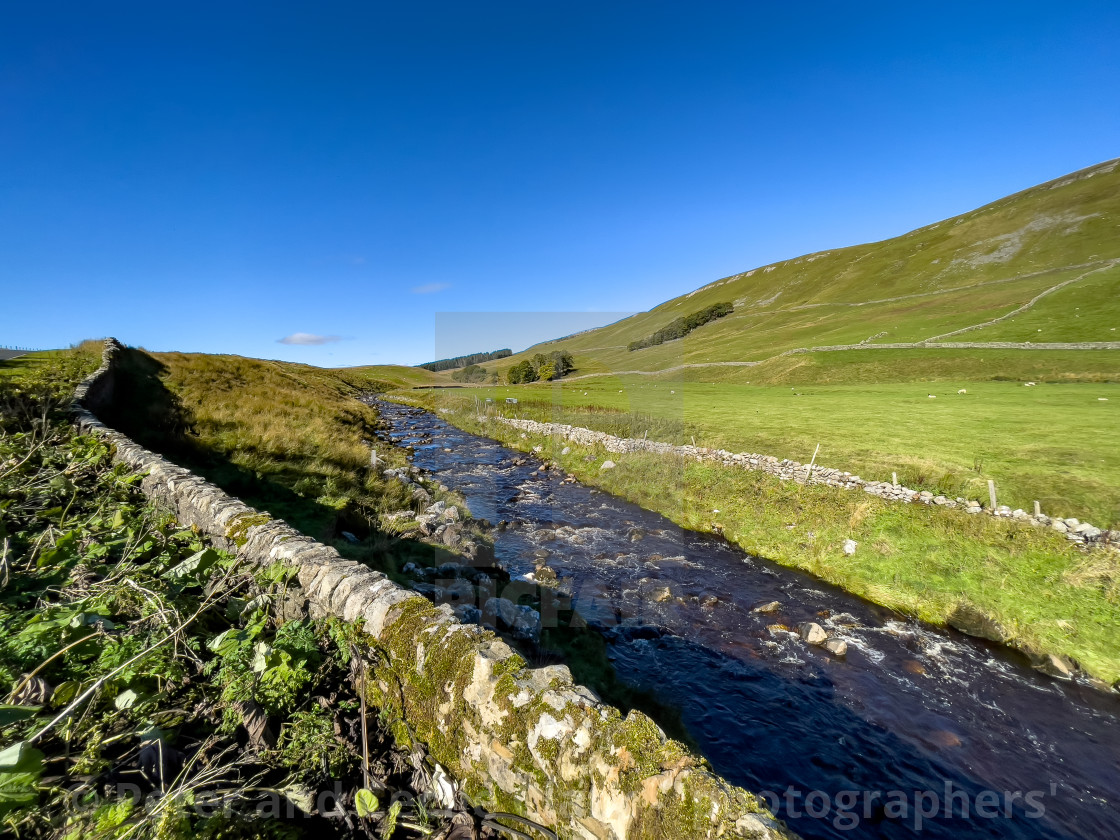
[3,1,1118,366]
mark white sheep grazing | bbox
[1024,382,1037,387]
[958,388,967,395]
[928,394,936,399]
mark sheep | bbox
[1024,382,1037,387]
[958,389,967,395]
[928,394,936,399]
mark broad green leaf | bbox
[207,628,251,656]
[0,741,44,816]
[51,681,80,706]
[37,530,78,567]
[69,612,116,631]
[0,706,39,726]
[250,642,274,674]
[380,799,401,838]
[355,788,379,818]
[165,548,219,582]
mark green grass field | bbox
[334,362,441,389]
[415,376,1120,527]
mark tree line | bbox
[627,302,734,351]
[417,348,512,372]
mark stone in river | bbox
[799,622,828,645]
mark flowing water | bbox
[375,400,1120,840]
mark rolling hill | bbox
[494,157,1120,385]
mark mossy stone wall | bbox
[70,339,794,840]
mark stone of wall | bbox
[495,417,1118,547]
[71,339,792,840]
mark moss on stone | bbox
[225,511,272,547]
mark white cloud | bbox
[277,333,342,346]
[411,282,451,295]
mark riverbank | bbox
[400,391,1120,687]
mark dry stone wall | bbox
[71,339,792,840]
[496,417,1118,548]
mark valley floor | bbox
[403,386,1120,686]
[425,378,1120,529]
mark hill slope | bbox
[498,157,1120,383]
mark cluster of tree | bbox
[506,350,575,384]
[627,302,734,351]
[417,348,512,372]
[450,364,496,383]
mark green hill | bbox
[411,159,1120,528]
[496,157,1120,384]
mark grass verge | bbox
[95,349,495,584]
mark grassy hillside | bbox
[486,157,1120,383]
[333,362,443,389]
[97,350,486,576]
[409,159,1120,528]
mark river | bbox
[375,399,1120,840]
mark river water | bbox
[375,400,1120,840]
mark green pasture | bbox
[421,375,1120,527]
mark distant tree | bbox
[628,302,734,351]
[418,349,512,372]
[506,360,538,384]
[505,348,575,383]
[549,350,575,377]
[451,364,489,383]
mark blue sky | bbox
[2,1,1118,366]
